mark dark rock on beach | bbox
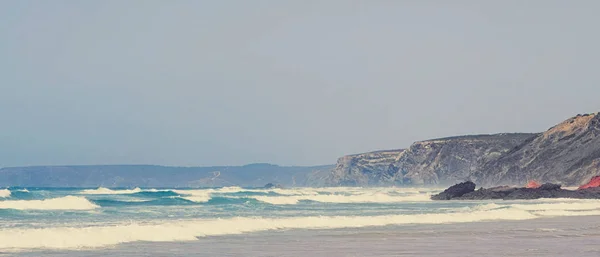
[263,183,283,189]
[432,181,600,200]
[430,181,476,200]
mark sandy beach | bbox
[7,215,599,257]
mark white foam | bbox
[172,189,213,203]
[510,201,600,211]
[172,189,211,195]
[118,198,152,203]
[166,187,442,201]
[469,203,505,212]
[0,196,99,210]
[180,195,211,203]
[268,187,441,196]
[532,210,600,217]
[0,189,11,198]
[172,187,253,203]
[167,187,439,205]
[251,193,431,205]
[465,201,600,218]
[216,186,245,193]
[251,196,299,204]
[0,208,535,251]
[17,189,29,192]
[144,189,171,192]
[80,187,143,195]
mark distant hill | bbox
[5,113,599,188]
[0,163,334,188]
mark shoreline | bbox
[8,215,600,257]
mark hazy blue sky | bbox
[1,1,599,167]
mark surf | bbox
[0,189,10,198]
[80,187,143,195]
[0,207,537,251]
[0,196,99,210]
[250,193,432,205]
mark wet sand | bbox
[7,216,600,257]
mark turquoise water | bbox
[1,186,600,252]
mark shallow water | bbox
[8,216,600,257]
[1,187,600,255]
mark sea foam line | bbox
[251,193,431,205]
[80,187,143,195]
[0,208,536,251]
[171,189,434,204]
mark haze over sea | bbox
[3,1,600,256]
[0,186,599,256]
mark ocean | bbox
[1,187,599,256]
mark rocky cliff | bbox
[328,133,536,186]
[473,112,600,186]
[328,149,405,186]
[396,134,537,185]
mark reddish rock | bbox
[578,176,600,189]
[526,180,541,189]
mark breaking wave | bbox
[267,187,440,196]
[93,197,191,207]
[179,195,211,203]
[172,189,212,203]
[75,187,440,205]
[251,193,431,205]
[2,187,600,252]
[0,189,10,198]
[168,187,435,204]
[172,187,252,203]
[0,196,99,210]
[0,208,535,251]
[80,187,143,195]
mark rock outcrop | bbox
[263,183,283,189]
[328,134,535,186]
[473,112,600,187]
[432,181,600,200]
[430,181,476,200]
[328,150,405,186]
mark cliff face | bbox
[328,150,405,186]
[397,134,537,185]
[329,133,536,186]
[474,113,600,186]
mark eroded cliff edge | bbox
[328,133,536,186]
[473,112,600,186]
[328,112,600,187]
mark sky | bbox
[1,1,599,167]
